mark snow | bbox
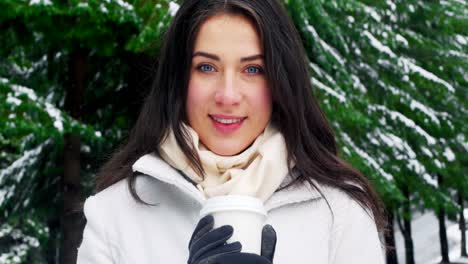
[386,0,396,11]
[342,146,351,155]
[10,85,38,101]
[395,210,468,264]
[448,50,468,59]
[29,0,52,5]
[100,4,108,13]
[396,34,409,47]
[369,104,437,145]
[434,159,445,169]
[168,1,180,17]
[115,0,133,11]
[422,173,438,187]
[81,145,91,153]
[341,132,394,181]
[385,84,447,126]
[363,30,396,58]
[364,31,455,93]
[455,35,466,44]
[367,133,380,145]
[306,24,346,66]
[457,134,468,152]
[445,10,455,16]
[0,140,50,192]
[410,100,441,125]
[380,132,416,158]
[374,129,436,186]
[363,6,382,22]
[6,95,21,106]
[443,147,455,161]
[0,223,41,263]
[309,63,323,78]
[321,40,346,66]
[0,190,6,208]
[45,103,63,131]
[421,147,433,158]
[350,74,368,93]
[9,83,64,132]
[399,57,456,93]
[311,77,347,103]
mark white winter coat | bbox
[77,153,385,263]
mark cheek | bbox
[187,79,210,115]
[250,84,272,115]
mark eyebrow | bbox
[192,51,264,62]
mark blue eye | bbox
[198,64,215,72]
[245,66,263,74]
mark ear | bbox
[260,224,277,261]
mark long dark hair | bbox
[96,0,387,234]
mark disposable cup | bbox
[199,195,267,254]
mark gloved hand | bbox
[187,214,277,264]
[213,224,277,264]
[188,215,242,264]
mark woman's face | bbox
[186,14,272,156]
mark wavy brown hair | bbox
[95,0,387,234]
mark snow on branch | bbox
[0,140,52,207]
[341,132,394,181]
[5,79,64,132]
[305,23,346,66]
[311,77,347,103]
[363,31,455,93]
[368,104,437,145]
[371,129,438,187]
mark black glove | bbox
[188,215,242,264]
[213,224,277,264]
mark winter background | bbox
[0,0,466,263]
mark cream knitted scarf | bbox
[159,121,292,202]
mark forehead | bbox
[193,14,262,55]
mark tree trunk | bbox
[385,208,399,264]
[399,185,415,264]
[437,173,450,263]
[46,217,60,264]
[60,48,87,264]
[459,190,467,257]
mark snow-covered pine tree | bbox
[1,0,466,263]
[1,0,179,262]
[284,0,467,263]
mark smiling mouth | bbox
[208,115,247,134]
[209,115,246,124]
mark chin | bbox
[210,148,242,157]
[208,142,249,156]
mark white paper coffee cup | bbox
[199,195,267,254]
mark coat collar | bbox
[131,153,322,212]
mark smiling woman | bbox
[187,14,271,156]
[77,1,387,264]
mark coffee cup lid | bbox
[200,195,267,217]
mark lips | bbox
[209,114,246,134]
[209,114,247,120]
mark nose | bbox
[214,72,241,106]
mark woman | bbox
[77,0,387,263]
